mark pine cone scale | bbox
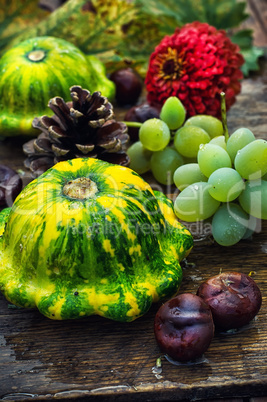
[70,86,90,110]
[75,143,95,154]
[48,125,71,141]
[23,139,35,156]
[88,118,107,129]
[28,157,55,176]
[48,97,73,130]
[34,138,53,153]
[51,144,70,157]
[107,140,122,152]
[97,121,129,145]
[99,138,119,150]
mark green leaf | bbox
[240,46,264,76]
[136,0,205,33]
[230,29,254,49]
[230,29,264,75]
[136,0,248,29]
[200,0,248,29]
[0,0,48,53]
[1,0,89,53]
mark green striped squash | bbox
[0,36,115,136]
[0,158,193,322]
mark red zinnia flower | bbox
[145,22,244,118]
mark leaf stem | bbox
[123,121,143,128]
[220,92,229,143]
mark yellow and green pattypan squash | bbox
[0,36,115,137]
[0,158,193,322]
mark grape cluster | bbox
[127,97,187,182]
[126,96,267,246]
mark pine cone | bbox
[23,86,130,177]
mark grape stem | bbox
[122,121,143,128]
[220,92,229,143]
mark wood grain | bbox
[244,0,267,47]
[0,222,266,402]
[0,2,267,401]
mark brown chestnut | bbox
[154,293,214,362]
[0,165,23,207]
[197,272,262,331]
[110,68,143,106]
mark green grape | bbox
[242,215,259,239]
[239,179,267,219]
[174,126,210,158]
[208,167,244,202]
[150,147,184,185]
[184,114,223,138]
[139,118,171,152]
[127,141,152,174]
[234,139,267,180]
[209,136,226,150]
[182,156,198,164]
[197,143,232,177]
[160,96,186,130]
[174,182,220,222]
[226,127,255,162]
[212,203,249,246]
[173,163,207,191]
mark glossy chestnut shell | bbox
[197,271,262,331]
[154,293,214,362]
[110,68,142,106]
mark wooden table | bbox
[0,1,267,401]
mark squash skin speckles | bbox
[0,37,115,136]
[0,158,193,322]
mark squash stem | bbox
[63,177,98,199]
[27,50,46,62]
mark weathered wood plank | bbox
[0,2,267,400]
[244,0,267,47]
[0,220,266,401]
